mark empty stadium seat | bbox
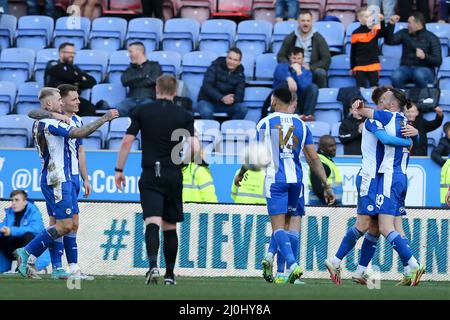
[427,127,443,151]
[181,51,218,110]
[178,0,211,24]
[330,121,344,155]
[438,56,450,83]
[102,0,141,15]
[328,55,355,87]
[0,114,35,148]
[382,43,403,57]
[89,17,127,54]
[272,21,298,54]
[426,23,450,57]
[250,53,277,85]
[199,19,236,55]
[241,53,255,81]
[81,116,110,149]
[16,15,54,51]
[315,21,345,53]
[219,119,256,155]
[147,51,182,76]
[53,16,91,50]
[439,89,450,112]
[91,83,127,109]
[107,117,140,150]
[252,0,275,24]
[194,119,221,151]
[315,88,343,123]
[306,121,331,143]
[379,55,401,79]
[15,82,42,115]
[73,49,109,83]
[235,20,272,56]
[107,50,130,84]
[126,18,163,53]
[243,87,272,123]
[0,14,17,50]
[34,48,59,86]
[0,48,35,85]
[360,88,376,108]
[162,18,200,56]
[0,81,17,116]
[213,0,252,18]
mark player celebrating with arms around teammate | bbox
[235,88,335,284]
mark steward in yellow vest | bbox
[231,168,266,204]
[440,159,450,206]
[182,161,218,203]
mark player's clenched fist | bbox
[103,109,120,121]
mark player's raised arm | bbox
[352,99,374,119]
[28,108,71,125]
[69,109,119,138]
[303,144,336,205]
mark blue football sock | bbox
[273,229,296,268]
[25,226,60,258]
[387,231,413,265]
[268,234,277,256]
[276,249,285,273]
[49,237,64,270]
[64,231,78,264]
[401,236,409,267]
[359,233,379,267]
[287,230,300,262]
[335,226,364,260]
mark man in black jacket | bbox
[431,121,450,166]
[385,12,442,88]
[44,42,97,116]
[197,47,247,120]
[339,108,366,155]
[117,42,162,117]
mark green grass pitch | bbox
[0,275,449,300]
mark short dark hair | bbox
[59,42,75,52]
[10,190,27,200]
[371,86,391,105]
[410,11,425,26]
[444,121,450,133]
[228,47,242,59]
[273,87,292,105]
[289,47,304,57]
[57,84,78,98]
[299,9,313,18]
[390,88,411,111]
[128,41,146,53]
[156,74,177,96]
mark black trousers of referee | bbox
[0,232,35,261]
[141,0,164,20]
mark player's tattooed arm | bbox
[69,109,119,138]
[28,109,71,124]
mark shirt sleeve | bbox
[47,122,72,138]
[365,119,384,133]
[256,122,266,142]
[304,126,313,145]
[373,110,392,126]
[126,108,140,136]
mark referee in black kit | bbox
[115,74,200,285]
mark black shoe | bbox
[164,277,176,285]
[145,268,159,285]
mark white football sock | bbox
[332,256,341,268]
[357,265,367,276]
[408,257,419,269]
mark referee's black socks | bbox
[145,223,160,270]
[163,229,178,279]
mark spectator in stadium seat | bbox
[385,12,442,89]
[0,190,46,271]
[405,102,443,156]
[398,0,430,23]
[339,107,366,155]
[367,0,397,22]
[308,135,343,205]
[438,0,450,23]
[197,47,247,120]
[277,9,331,89]
[275,0,299,22]
[431,121,450,166]
[72,0,99,20]
[27,0,56,17]
[117,42,162,117]
[141,0,163,20]
[273,47,318,121]
[0,0,8,13]
[44,42,97,116]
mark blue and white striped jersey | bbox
[256,112,313,184]
[33,119,73,186]
[361,118,385,178]
[69,114,83,176]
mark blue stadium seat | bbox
[250,53,277,86]
[16,15,54,51]
[91,83,127,109]
[316,88,340,109]
[199,19,236,55]
[107,117,140,150]
[331,121,344,155]
[107,50,130,84]
[194,119,221,151]
[272,21,298,54]
[243,87,272,123]
[219,119,256,156]
[315,21,345,53]
[439,89,450,112]
[15,82,42,115]
[344,22,360,54]
[0,81,17,116]
[147,51,182,76]
[438,56,450,83]
[126,18,163,53]
[235,20,272,56]
[89,17,127,54]
[241,53,255,81]
[73,49,109,83]
[379,55,400,78]
[34,48,58,86]
[81,116,110,149]
[0,14,17,50]
[306,121,331,143]
[181,51,218,110]
[328,55,355,87]
[427,127,443,147]
[360,88,376,108]
[53,16,91,50]
[426,23,450,57]
[0,48,35,85]
[0,114,35,148]
[80,89,91,101]
[162,18,200,55]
